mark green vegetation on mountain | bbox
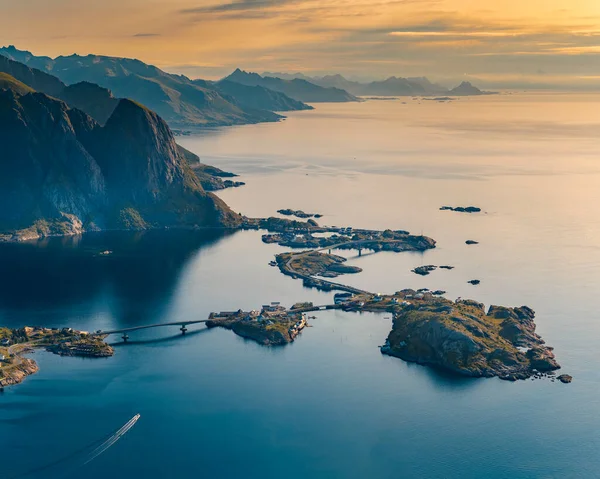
[0,72,33,95]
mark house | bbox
[372,294,383,303]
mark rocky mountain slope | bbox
[0,46,281,128]
[0,55,242,189]
[0,75,240,241]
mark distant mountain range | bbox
[0,46,314,129]
[263,72,493,97]
[222,69,359,103]
[0,61,241,241]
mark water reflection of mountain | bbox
[0,229,234,329]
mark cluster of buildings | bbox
[211,303,307,327]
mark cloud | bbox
[389,31,519,38]
[133,33,161,37]
[181,0,302,15]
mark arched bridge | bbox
[90,319,211,341]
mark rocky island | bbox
[277,251,363,279]
[258,219,436,253]
[206,305,308,346]
[380,293,560,381]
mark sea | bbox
[1,93,599,478]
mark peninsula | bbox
[0,327,113,388]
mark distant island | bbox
[263,72,495,97]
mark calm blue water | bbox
[2,95,600,478]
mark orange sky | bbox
[1,0,600,85]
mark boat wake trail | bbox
[7,414,141,479]
[84,414,141,465]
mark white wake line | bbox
[84,414,141,465]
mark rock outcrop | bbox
[0,358,39,387]
[381,297,561,381]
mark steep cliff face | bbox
[0,78,240,240]
[82,99,240,229]
[0,89,106,236]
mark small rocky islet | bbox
[412,265,454,276]
[440,206,482,213]
[277,209,323,219]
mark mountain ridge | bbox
[262,71,492,96]
[0,46,287,128]
[222,69,358,103]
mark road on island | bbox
[281,238,409,296]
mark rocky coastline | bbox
[0,357,39,388]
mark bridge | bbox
[90,319,211,342]
[90,303,345,342]
[91,240,382,343]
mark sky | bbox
[1,0,600,87]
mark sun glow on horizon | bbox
[1,0,600,85]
